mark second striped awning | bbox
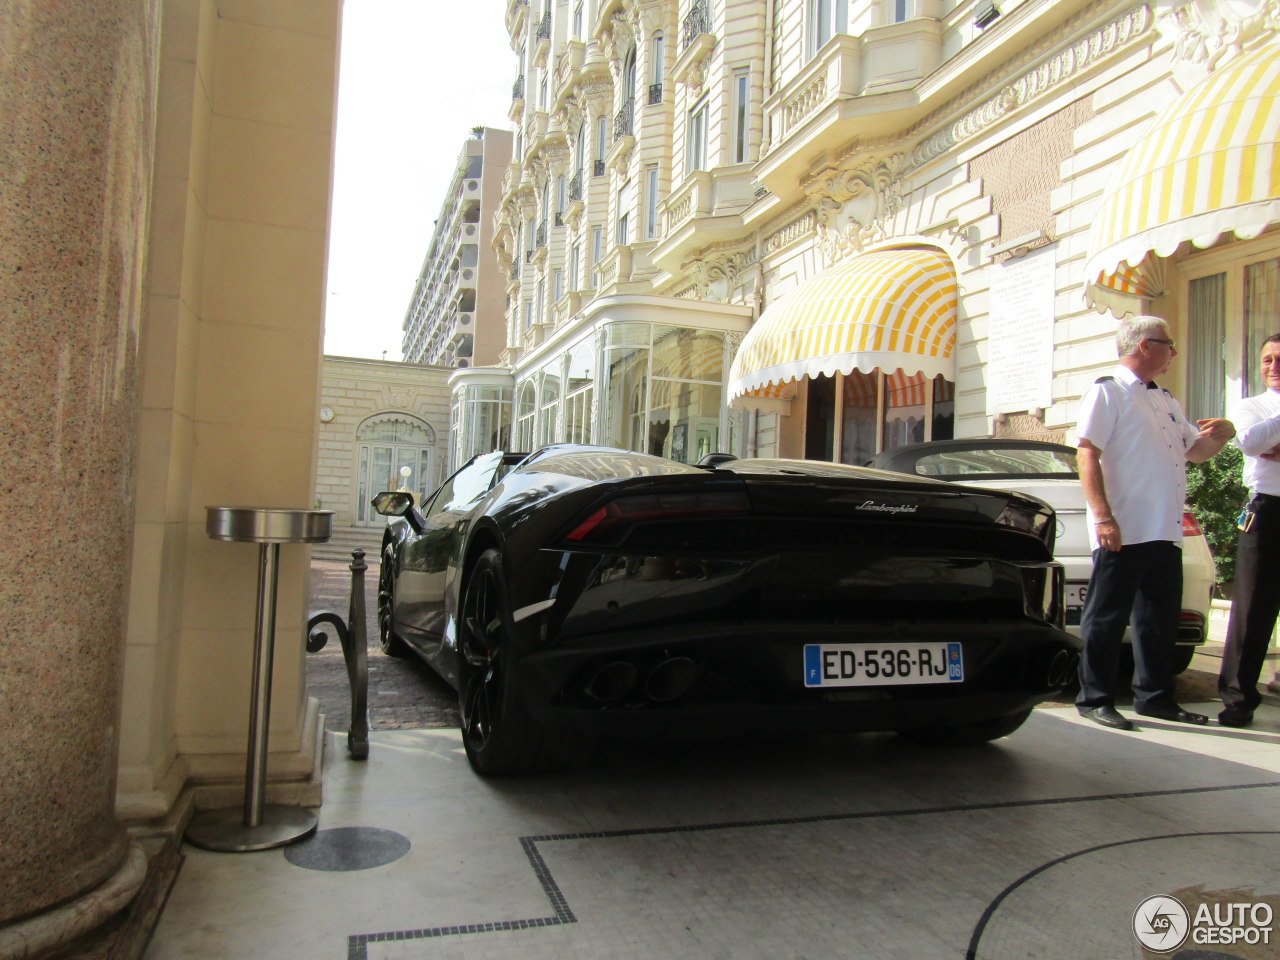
[1084,40,1280,308]
[728,247,957,400]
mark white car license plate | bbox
[1066,582,1088,610]
[803,642,963,688]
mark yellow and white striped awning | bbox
[1084,41,1280,310]
[728,247,957,400]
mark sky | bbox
[323,1,515,361]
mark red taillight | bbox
[564,491,750,543]
[1182,511,1204,536]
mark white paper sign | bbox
[988,247,1056,414]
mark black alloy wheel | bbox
[377,544,409,658]
[458,548,591,775]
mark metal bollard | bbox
[306,548,370,760]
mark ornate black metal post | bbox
[306,548,370,760]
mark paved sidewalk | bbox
[147,701,1280,960]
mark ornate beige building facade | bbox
[447,0,1279,470]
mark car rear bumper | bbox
[517,619,1081,737]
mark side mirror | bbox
[371,491,414,516]
[371,491,425,533]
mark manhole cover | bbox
[283,826,410,872]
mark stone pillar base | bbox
[0,844,147,960]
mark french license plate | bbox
[1066,582,1088,616]
[803,642,963,687]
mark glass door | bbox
[355,415,436,525]
[357,445,432,524]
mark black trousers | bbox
[1220,494,1280,711]
[1077,539,1182,711]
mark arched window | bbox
[355,414,436,524]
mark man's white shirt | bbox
[1075,365,1198,549]
[1231,387,1280,496]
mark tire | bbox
[1120,644,1196,677]
[1169,644,1197,675]
[899,708,1033,746]
[377,544,410,658]
[457,549,592,775]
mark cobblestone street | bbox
[306,557,459,733]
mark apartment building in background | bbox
[402,127,514,368]
[445,0,1279,473]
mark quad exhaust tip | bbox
[582,656,699,703]
[1047,649,1078,688]
[644,656,698,702]
[582,661,639,703]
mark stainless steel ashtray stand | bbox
[185,506,334,853]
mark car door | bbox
[395,452,506,657]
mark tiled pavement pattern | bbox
[147,705,1280,960]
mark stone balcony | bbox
[756,20,942,200]
[505,0,528,36]
[651,166,758,273]
[552,40,587,110]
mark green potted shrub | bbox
[1186,445,1250,597]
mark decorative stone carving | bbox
[1156,0,1280,88]
[725,330,743,359]
[682,56,709,93]
[545,144,571,174]
[680,235,757,302]
[581,80,614,108]
[564,95,585,132]
[807,155,906,264]
[607,10,636,66]
[910,3,1154,168]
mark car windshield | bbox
[912,446,1078,478]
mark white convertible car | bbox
[867,438,1215,674]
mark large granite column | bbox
[0,0,159,952]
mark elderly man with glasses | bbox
[1074,315,1235,730]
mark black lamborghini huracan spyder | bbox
[373,445,1080,775]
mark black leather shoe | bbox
[1135,704,1208,725]
[1218,707,1254,728]
[1081,705,1134,730]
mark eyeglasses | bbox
[1146,337,1176,348]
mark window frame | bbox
[732,68,750,164]
[1167,232,1280,411]
[686,96,708,175]
[644,164,660,240]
